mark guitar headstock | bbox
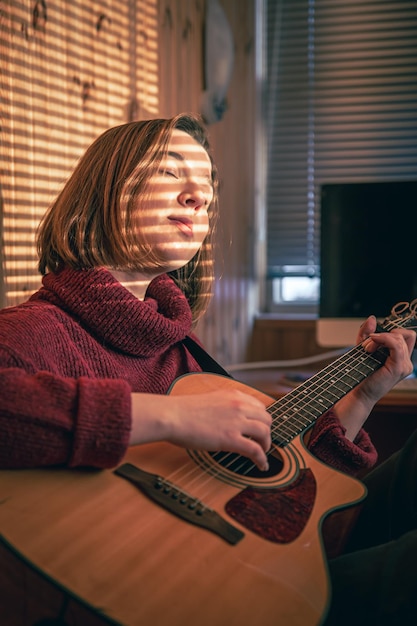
[380,299,417,345]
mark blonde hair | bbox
[37,113,219,320]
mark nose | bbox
[178,185,208,210]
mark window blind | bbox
[0,0,158,308]
[265,0,417,282]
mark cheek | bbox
[199,213,210,240]
[132,197,167,231]
[190,213,209,248]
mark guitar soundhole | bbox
[209,451,283,478]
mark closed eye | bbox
[159,168,179,179]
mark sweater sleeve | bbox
[0,361,132,470]
[307,410,378,475]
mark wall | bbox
[0,0,259,365]
[0,0,160,305]
[158,0,261,365]
[247,318,330,362]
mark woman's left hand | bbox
[334,315,416,441]
[357,315,415,404]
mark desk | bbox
[232,368,417,465]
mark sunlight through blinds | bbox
[0,0,159,307]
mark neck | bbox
[107,269,158,300]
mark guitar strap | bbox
[182,335,233,379]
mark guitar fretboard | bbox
[269,343,389,447]
[211,301,416,476]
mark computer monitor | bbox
[316,180,417,347]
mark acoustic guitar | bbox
[0,301,416,626]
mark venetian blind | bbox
[0,0,159,308]
[265,0,417,281]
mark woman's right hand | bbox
[130,389,272,471]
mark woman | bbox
[0,113,415,623]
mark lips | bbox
[168,216,194,237]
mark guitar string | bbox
[269,348,385,439]
[267,313,416,455]
[205,312,416,481]
[151,346,382,501]
[273,312,415,425]
[151,310,417,504]
[210,346,384,477]
[157,312,416,500]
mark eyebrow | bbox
[166,150,212,181]
[167,150,185,161]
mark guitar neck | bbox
[269,342,389,447]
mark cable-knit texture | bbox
[309,411,378,475]
[0,266,377,473]
[0,268,199,469]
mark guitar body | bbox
[2,302,416,625]
[0,373,366,626]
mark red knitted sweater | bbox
[0,267,377,472]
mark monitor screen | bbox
[316,181,417,347]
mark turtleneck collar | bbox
[30,267,193,357]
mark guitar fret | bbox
[200,301,417,478]
[327,379,354,394]
[266,303,417,448]
[270,345,389,446]
[321,388,342,403]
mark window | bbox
[264,0,417,312]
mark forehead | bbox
[167,129,212,170]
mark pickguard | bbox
[225,469,316,543]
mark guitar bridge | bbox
[114,463,244,545]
